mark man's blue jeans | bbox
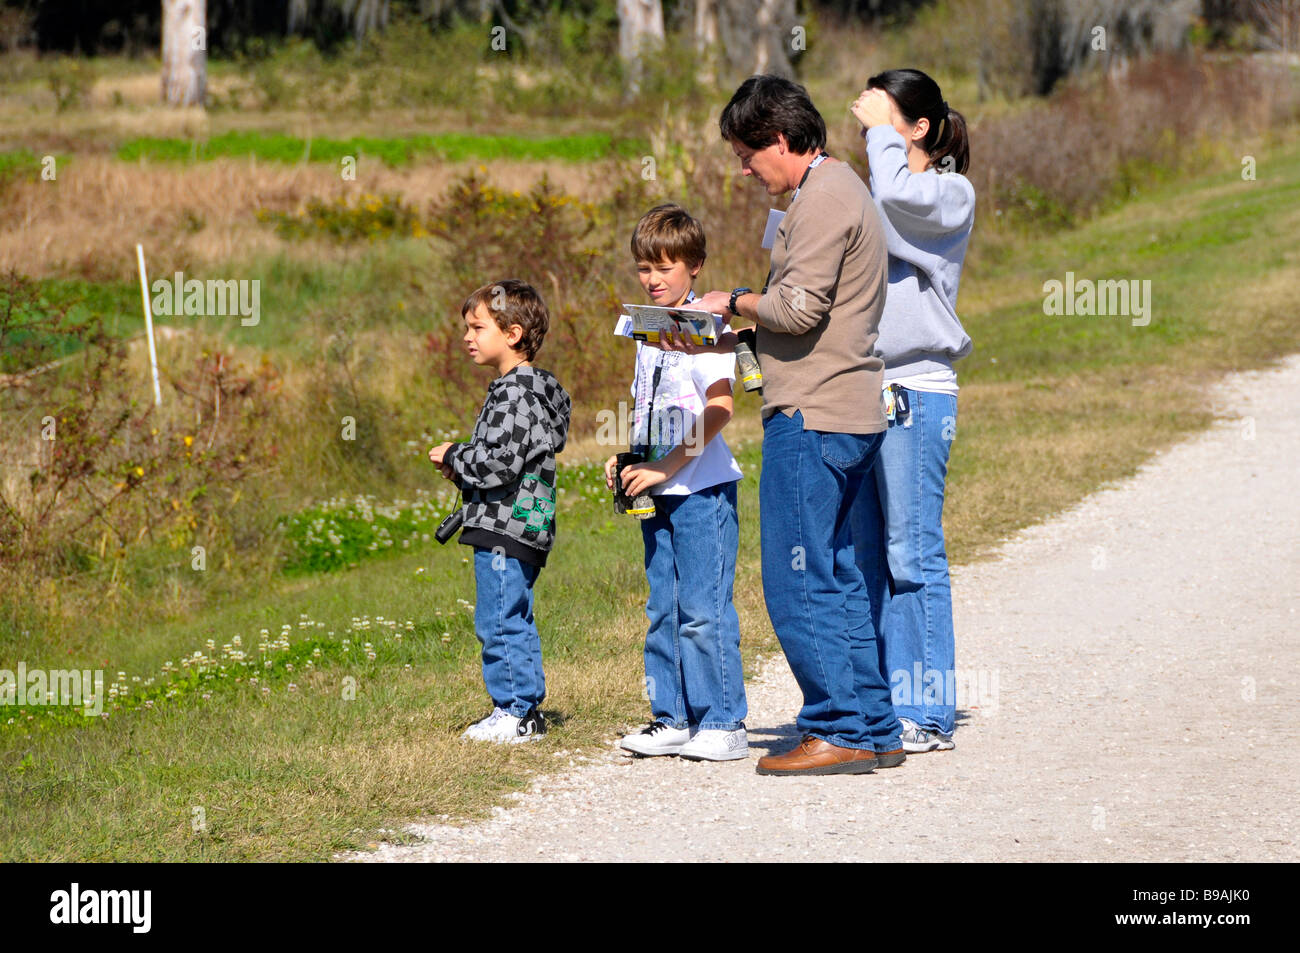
[640,481,747,730]
[849,389,957,735]
[473,546,545,717]
[760,410,901,752]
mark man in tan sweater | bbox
[690,75,905,777]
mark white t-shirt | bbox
[886,366,959,396]
[628,340,744,496]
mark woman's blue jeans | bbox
[759,410,902,752]
[640,481,747,731]
[850,389,958,735]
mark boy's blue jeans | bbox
[640,481,747,731]
[759,410,902,752]
[850,389,958,735]
[473,546,545,717]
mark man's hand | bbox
[603,454,618,489]
[692,290,732,316]
[620,459,672,498]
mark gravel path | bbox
[350,357,1300,862]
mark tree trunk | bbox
[694,0,719,83]
[715,0,797,80]
[618,0,665,93]
[161,0,206,108]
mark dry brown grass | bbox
[0,154,623,280]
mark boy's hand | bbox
[603,454,618,489]
[621,460,671,497]
[429,442,453,466]
[655,327,740,355]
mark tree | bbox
[706,0,800,81]
[618,0,666,93]
[1247,0,1300,52]
[161,0,206,107]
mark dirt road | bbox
[351,357,1300,862]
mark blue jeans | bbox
[640,481,747,731]
[759,410,901,752]
[473,547,545,717]
[850,388,957,735]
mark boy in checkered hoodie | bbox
[429,279,571,744]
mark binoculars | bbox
[612,451,656,519]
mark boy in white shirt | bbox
[605,204,748,760]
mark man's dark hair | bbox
[719,74,827,154]
[461,278,549,361]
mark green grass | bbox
[3,128,1300,862]
[116,130,648,166]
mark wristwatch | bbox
[729,287,752,316]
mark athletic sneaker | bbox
[461,707,510,741]
[899,718,955,753]
[464,706,546,744]
[679,727,749,762]
[620,721,691,757]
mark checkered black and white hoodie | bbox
[444,365,571,558]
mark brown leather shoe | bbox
[874,747,907,768]
[756,736,879,776]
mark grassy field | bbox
[2,110,1298,859]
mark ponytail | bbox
[931,106,970,176]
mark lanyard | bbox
[791,151,829,202]
[633,289,695,456]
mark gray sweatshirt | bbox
[864,125,975,380]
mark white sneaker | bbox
[899,717,954,753]
[463,707,546,744]
[679,727,749,761]
[462,707,510,741]
[620,721,691,757]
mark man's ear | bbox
[776,132,789,155]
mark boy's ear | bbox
[506,324,525,347]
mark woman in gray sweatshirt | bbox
[849,69,974,753]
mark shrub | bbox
[0,273,280,573]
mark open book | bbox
[614,304,725,346]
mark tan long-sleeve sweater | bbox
[754,160,889,434]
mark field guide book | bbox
[614,304,725,346]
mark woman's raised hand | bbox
[851,88,892,130]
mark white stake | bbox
[135,243,162,407]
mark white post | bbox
[136,244,163,408]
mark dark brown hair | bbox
[719,74,827,154]
[461,279,549,361]
[867,68,970,175]
[630,203,707,270]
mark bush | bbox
[0,274,280,573]
[966,53,1300,229]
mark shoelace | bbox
[641,721,672,735]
